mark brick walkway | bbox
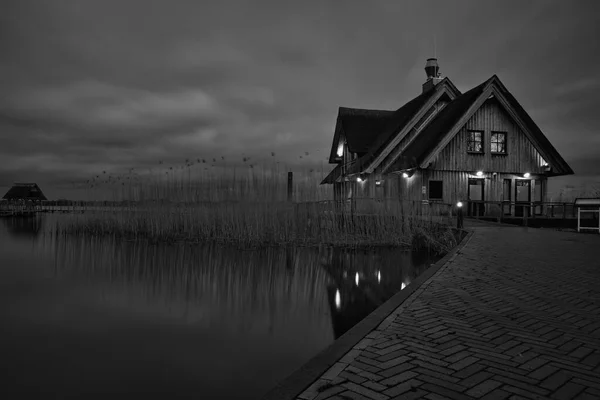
[296,222,600,400]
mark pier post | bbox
[287,172,293,202]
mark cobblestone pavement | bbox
[296,223,600,400]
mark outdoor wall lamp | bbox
[476,171,484,177]
[402,171,414,178]
[457,201,463,208]
[523,172,531,178]
[375,180,382,186]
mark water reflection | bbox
[320,247,433,339]
[1,215,44,239]
[0,215,438,398]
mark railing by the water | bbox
[462,200,599,230]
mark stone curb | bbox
[260,228,475,400]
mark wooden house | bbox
[2,183,47,202]
[321,59,574,217]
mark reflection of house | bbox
[322,59,573,217]
[321,248,421,339]
[2,183,47,202]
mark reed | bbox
[54,158,458,254]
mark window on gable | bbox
[467,130,483,153]
[491,132,507,154]
[428,180,443,200]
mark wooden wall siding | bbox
[429,99,547,174]
[389,169,548,206]
[380,98,450,173]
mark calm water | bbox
[0,214,439,399]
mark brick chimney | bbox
[422,58,443,93]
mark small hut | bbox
[2,183,48,202]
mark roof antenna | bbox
[433,34,436,59]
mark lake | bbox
[0,214,439,399]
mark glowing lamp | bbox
[476,171,483,177]
[375,180,381,186]
[355,272,360,286]
[334,289,341,310]
[523,172,531,178]
[457,201,463,208]
[356,176,363,183]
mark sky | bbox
[1,0,599,199]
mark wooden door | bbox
[515,180,531,217]
[468,178,485,217]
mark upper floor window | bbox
[491,132,507,154]
[467,130,484,153]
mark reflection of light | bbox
[401,282,406,290]
[355,272,359,286]
[335,289,341,310]
[377,271,381,283]
[337,143,344,157]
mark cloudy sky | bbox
[1,0,599,199]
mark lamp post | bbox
[456,201,464,229]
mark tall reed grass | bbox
[54,159,459,254]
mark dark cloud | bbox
[1,0,600,199]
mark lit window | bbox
[467,131,484,153]
[491,132,507,154]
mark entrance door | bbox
[515,180,531,217]
[468,178,485,217]
[502,179,512,215]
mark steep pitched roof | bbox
[391,78,491,170]
[411,75,573,176]
[338,108,395,154]
[327,80,452,164]
[321,163,343,184]
[498,82,574,176]
[2,183,47,201]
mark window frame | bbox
[467,130,484,154]
[491,131,507,155]
[428,180,443,200]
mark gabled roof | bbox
[322,73,574,184]
[2,183,47,201]
[327,79,457,164]
[391,78,491,170]
[321,163,343,184]
[412,75,574,176]
[497,80,574,176]
[357,85,442,164]
[339,108,395,154]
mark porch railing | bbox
[463,200,598,223]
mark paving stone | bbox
[292,225,600,400]
[551,381,586,400]
[382,378,423,397]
